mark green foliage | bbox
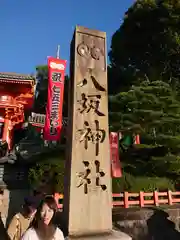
[108,0,180,191]
[109,80,180,145]
[34,65,48,113]
[28,157,65,193]
[36,65,48,89]
[108,0,180,94]
[112,173,175,193]
[109,80,180,188]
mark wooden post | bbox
[139,191,144,207]
[153,191,159,206]
[168,190,173,205]
[124,192,129,208]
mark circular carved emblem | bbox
[91,47,102,60]
[77,43,90,58]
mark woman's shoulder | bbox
[55,227,64,239]
[24,227,36,233]
[21,228,37,239]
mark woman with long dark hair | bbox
[21,195,64,240]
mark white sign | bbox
[50,62,65,70]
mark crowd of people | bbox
[3,193,65,240]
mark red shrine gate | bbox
[0,72,35,154]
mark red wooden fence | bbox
[54,191,180,209]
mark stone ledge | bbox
[112,207,180,240]
[67,230,132,240]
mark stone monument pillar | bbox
[63,26,131,240]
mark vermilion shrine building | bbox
[0,72,35,153]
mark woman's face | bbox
[40,203,54,225]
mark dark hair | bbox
[23,205,34,217]
[33,190,41,196]
[23,197,37,217]
[31,195,57,229]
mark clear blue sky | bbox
[0,0,134,75]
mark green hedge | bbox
[28,157,65,193]
[112,172,175,193]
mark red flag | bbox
[44,57,67,141]
[110,132,122,178]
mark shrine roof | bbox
[0,72,35,84]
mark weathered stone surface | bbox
[67,230,132,240]
[113,207,180,240]
[64,26,121,238]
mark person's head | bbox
[33,195,57,227]
[23,197,37,219]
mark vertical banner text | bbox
[44,57,67,141]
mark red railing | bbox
[54,191,180,209]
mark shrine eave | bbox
[0,72,35,85]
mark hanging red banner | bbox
[110,132,122,178]
[44,57,67,141]
[134,134,140,144]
